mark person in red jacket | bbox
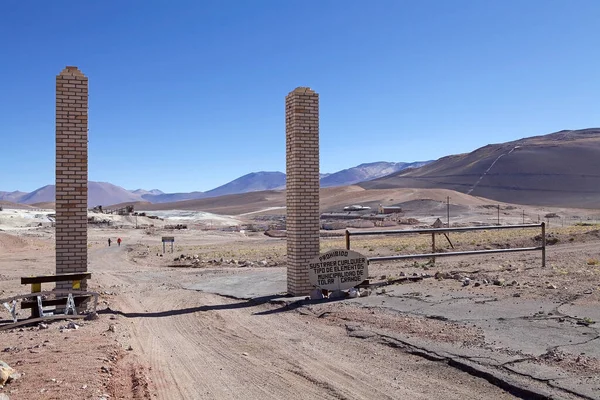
[117,237,122,247]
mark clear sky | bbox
[1,1,599,193]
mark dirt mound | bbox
[0,232,28,253]
[29,202,55,209]
[0,201,33,210]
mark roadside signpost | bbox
[308,249,368,291]
[162,236,175,254]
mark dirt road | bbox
[90,244,516,399]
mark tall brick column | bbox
[56,66,88,290]
[286,87,320,296]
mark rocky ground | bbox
[0,214,598,399]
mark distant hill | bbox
[0,160,430,207]
[130,189,164,196]
[17,182,146,207]
[116,186,498,216]
[0,200,33,210]
[203,171,287,198]
[320,161,432,187]
[17,185,56,205]
[0,191,28,203]
[360,128,600,208]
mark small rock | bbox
[108,325,116,333]
[513,293,521,297]
[462,278,470,286]
[81,384,88,389]
[38,323,48,330]
[493,279,505,286]
[474,282,481,287]
[584,289,593,295]
[0,364,15,386]
[329,290,347,299]
[84,312,99,321]
[348,330,377,339]
[309,289,324,300]
[101,366,110,373]
[67,322,79,330]
[127,345,133,351]
[8,372,20,382]
[242,352,249,357]
[547,284,557,290]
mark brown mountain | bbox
[360,128,600,208]
[111,186,502,216]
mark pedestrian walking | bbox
[108,238,111,247]
[117,237,122,247]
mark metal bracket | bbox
[37,296,46,318]
[64,293,77,316]
[3,300,17,323]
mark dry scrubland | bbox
[0,204,599,398]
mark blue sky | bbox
[1,1,599,193]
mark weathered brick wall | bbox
[55,66,88,290]
[286,87,320,296]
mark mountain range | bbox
[0,161,429,207]
[5,128,600,209]
[361,128,600,208]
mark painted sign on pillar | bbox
[308,249,369,291]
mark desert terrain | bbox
[0,189,599,399]
[362,129,600,209]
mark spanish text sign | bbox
[309,249,368,291]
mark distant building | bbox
[378,205,403,214]
[343,205,371,211]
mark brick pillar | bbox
[56,66,88,290]
[286,87,320,296]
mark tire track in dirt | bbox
[90,245,517,399]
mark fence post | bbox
[497,204,500,225]
[345,230,350,250]
[541,222,546,267]
[431,232,436,264]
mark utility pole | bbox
[522,210,525,224]
[497,204,500,225]
[446,196,450,227]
